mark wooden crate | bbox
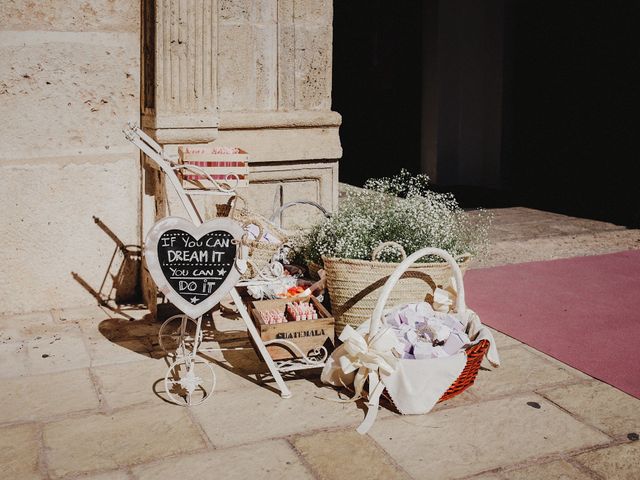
[177,146,249,189]
[250,296,335,361]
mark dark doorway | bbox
[332,0,422,187]
[504,1,640,227]
[333,0,640,227]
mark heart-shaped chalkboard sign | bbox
[144,217,244,318]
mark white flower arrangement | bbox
[295,170,491,265]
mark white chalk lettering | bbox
[178,280,197,292]
[193,269,215,276]
[160,236,176,247]
[167,250,209,263]
[181,237,203,248]
[205,237,230,248]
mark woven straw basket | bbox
[216,195,288,280]
[239,217,286,279]
[324,242,471,336]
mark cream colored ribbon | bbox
[336,325,401,433]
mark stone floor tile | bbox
[471,346,580,399]
[431,389,482,412]
[0,423,42,480]
[476,230,640,268]
[465,474,504,480]
[573,442,640,480]
[54,305,112,324]
[502,460,591,479]
[132,439,313,480]
[91,357,245,409]
[488,218,621,242]
[291,429,411,480]
[0,321,91,376]
[0,369,99,424]
[26,325,91,375]
[91,359,175,409]
[0,310,55,341]
[93,316,161,343]
[68,470,132,480]
[520,345,593,380]
[540,381,640,437]
[82,327,155,367]
[368,394,610,480]
[486,327,521,349]
[43,404,206,479]
[0,341,30,378]
[190,379,366,448]
[55,305,149,326]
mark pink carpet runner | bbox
[464,250,640,399]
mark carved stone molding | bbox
[141,0,219,143]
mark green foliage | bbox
[294,170,491,265]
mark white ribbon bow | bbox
[336,325,401,433]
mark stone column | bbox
[141,0,342,231]
[141,0,219,143]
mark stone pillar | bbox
[141,0,342,230]
[141,0,219,143]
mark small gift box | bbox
[178,146,249,189]
[250,296,335,361]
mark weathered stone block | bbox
[540,381,640,437]
[0,424,41,480]
[292,430,411,480]
[0,32,139,160]
[573,442,640,480]
[0,369,99,423]
[293,0,332,24]
[217,24,256,110]
[133,440,313,480]
[470,346,580,399]
[0,0,139,32]
[254,24,278,110]
[503,460,591,479]
[218,0,253,23]
[190,379,365,447]
[216,126,342,162]
[294,25,332,110]
[253,0,277,23]
[0,155,139,314]
[43,404,206,478]
[368,394,610,479]
[217,23,277,111]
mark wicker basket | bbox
[438,339,489,401]
[324,242,471,336]
[239,215,287,280]
[368,247,490,406]
[322,247,492,434]
[213,195,288,280]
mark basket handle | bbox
[269,200,331,227]
[228,194,248,219]
[241,214,288,244]
[371,241,407,261]
[368,247,466,336]
[241,215,265,242]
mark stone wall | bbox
[0,0,341,314]
[0,1,141,314]
[141,0,341,231]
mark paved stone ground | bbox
[1,208,639,480]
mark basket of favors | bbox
[321,247,500,434]
[215,195,288,281]
[293,171,489,336]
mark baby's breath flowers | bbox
[294,170,491,265]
